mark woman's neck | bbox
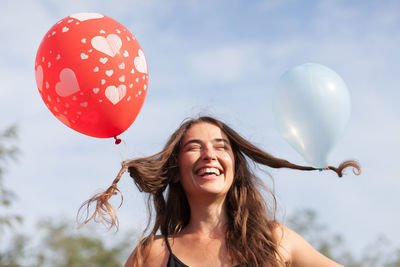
[183,196,228,238]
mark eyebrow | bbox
[182,138,230,148]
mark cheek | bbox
[178,154,197,180]
[219,152,235,168]
[179,154,194,169]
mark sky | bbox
[1,0,399,258]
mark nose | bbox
[201,145,216,161]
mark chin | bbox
[196,184,230,196]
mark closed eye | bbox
[213,138,231,151]
[187,145,201,151]
[183,139,202,151]
[215,142,230,151]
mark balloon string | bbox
[116,138,128,162]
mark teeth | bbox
[198,167,221,176]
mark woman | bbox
[81,116,360,266]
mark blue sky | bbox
[1,0,399,257]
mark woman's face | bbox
[178,122,235,198]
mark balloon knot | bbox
[114,136,122,145]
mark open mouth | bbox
[195,167,222,177]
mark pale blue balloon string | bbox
[318,166,329,172]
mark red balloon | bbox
[35,13,148,138]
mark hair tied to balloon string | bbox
[318,166,330,172]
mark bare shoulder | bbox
[125,235,169,267]
[273,223,344,267]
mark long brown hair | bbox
[79,116,361,266]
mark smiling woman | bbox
[178,123,235,199]
[79,116,360,267]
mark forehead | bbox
[182,122,228,142]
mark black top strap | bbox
[164,235,241,267]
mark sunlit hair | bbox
[79,116,361,266]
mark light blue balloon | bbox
[272,63,351,168]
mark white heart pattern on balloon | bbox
[70,13,104,22]
[55,68,81,97]
[105,85,127,105]
[35,65,44,92]
[91,34,122,57]
[134,49,148,74]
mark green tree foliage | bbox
[1,219,132,267]
[32,220,132,267]
[0,126,22,232]
[0,234,27,267]
[0,125,25,267]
